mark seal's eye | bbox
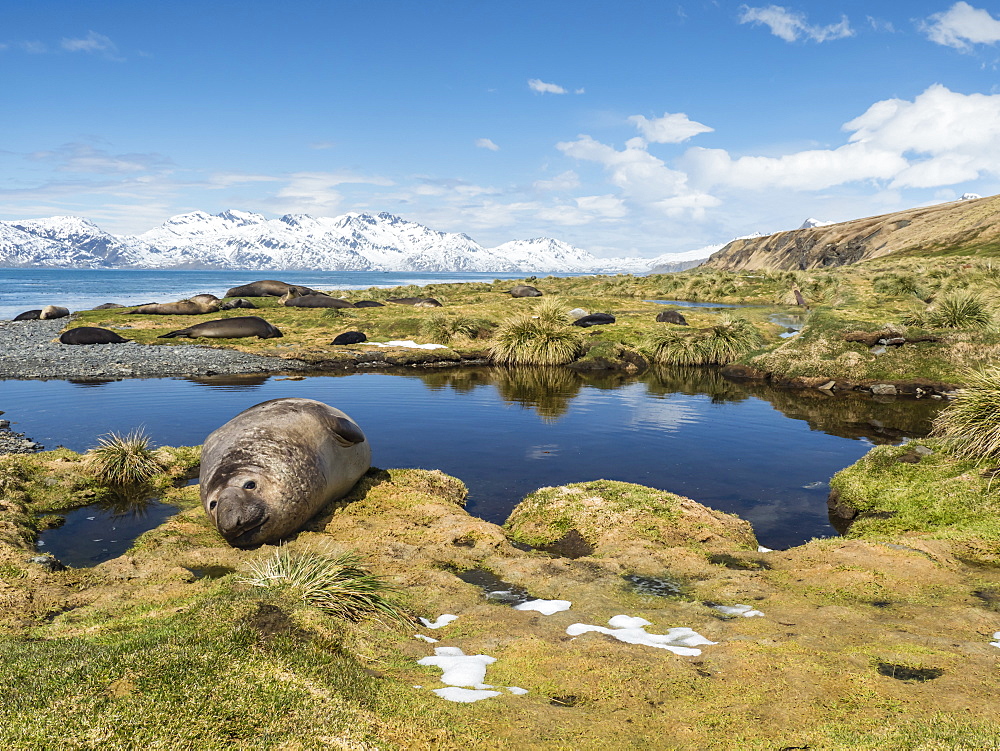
[243,480,257,490]
[209,500,217,510]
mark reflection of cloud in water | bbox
[527,444,559,460]
[571,382,700,432]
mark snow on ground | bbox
[419,614,458,629]
[711,604,765,618]
[567,615,717,656]
[513,599,572,615]
[364,340,449,349]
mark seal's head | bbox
[206,474,271,547]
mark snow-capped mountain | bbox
[0,209,674,274]
[799,217,833,230]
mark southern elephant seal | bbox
[158,316,283,339]
[128,298,220,315]
[199,398,372,547]
[571,313,616,327]
[331,331,367,345]
[656,310,688,325]
[13,310,42,321]
[40,305,70,320]
[224,280,318,298]
[59,327,130,345]
[91,302,124,310]
[509,285,543,298]
[220,298,257,310]
[385,297,442,308]
[280,292,355,308]
[352,300,385,308]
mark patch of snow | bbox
[507,687,529,695]
[757,546,773,553]
[364,340,449,350]
[414,634,439,643]
[990,631,1000,648]
[419,614,458,629]
[566,615,717,655]
[432,687,501,703]
[711,604,765,618]
[961,193,982,201]
[513,599,572,615]
[418,646,496,688]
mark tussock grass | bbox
[926,290,992,329]
[643,315,764,366]
[488,315,585,366]
[418,312,494,342]
[242,546,411,626]
[931,365,1000,459]
[88,429,163,486]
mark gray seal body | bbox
[200,398,372,547]
[158,316,282,339]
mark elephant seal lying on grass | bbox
[200,398,371,547]
[158,316,283,339]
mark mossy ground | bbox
[3,448,1000,749]
[59,256,1000,385]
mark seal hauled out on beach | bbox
[224,280,318,298]
[13,310,42,321]
[280,291,355,308]
[158,316,283,339]
[509,285,543,298]
[199,398,372,547]
[128,298,220,315]
[40,305,70,320]
[59,327,130,345]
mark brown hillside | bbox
[703,193,1000,271]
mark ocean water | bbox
[0,268,544,320]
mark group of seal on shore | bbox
[200,398,371,547]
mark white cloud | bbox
[309,141,335,150]
[738,5,853,43]
[558,135,689,201]
[922,2,1000,50]
[274,171,394,214]
[532,171,581,192]
[628,112,713,144]
[28,143,172,175]
[61,31,116,53]
[681,84,1000,192]
[528,78,570,94]
[475,138,500,151]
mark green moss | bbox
[830,440,1000,563]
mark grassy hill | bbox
[703,194,1000,271]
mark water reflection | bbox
[184,374,272,390]
[1,365,946,549]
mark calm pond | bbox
[4,366,942,555]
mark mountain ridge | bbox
[0,209,692,274]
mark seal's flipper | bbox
[330,416,367,446]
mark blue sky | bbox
[4,1,1000,258]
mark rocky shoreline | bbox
[0,319,315,381]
